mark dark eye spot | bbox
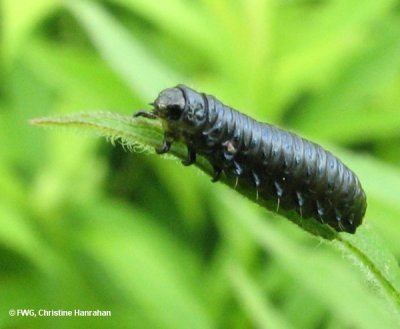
[168,105,182,120]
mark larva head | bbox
[153,85,207,131]
[153,87,186,121]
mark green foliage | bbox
[2,0,400,328]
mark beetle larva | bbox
[134,85,367,233]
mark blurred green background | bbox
[2,0,400,328]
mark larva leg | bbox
[211,165,222,182]
[232,161,243,176]
[182,146,196,166]
[347,213,355,226]
[133,110,157,119]
[156,134,174,154]
[296,191,304,218]
[274,181,284,208]
[251,172,260,199]
[316,200,325,221]
[335,209,345,231]
[337,220,345,232]
[251,171,261,188]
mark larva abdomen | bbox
[134,85,367,234]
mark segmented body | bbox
[134,85,367,233]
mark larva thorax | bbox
[134,84,367,234]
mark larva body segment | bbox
[134,85,367,233]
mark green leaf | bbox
[290,22,400,143]
[335,227,400,318]
[30,111,337,240]
[30,110,400,327]
[109,0,222,61]
[215,191,400,328]
[228,264,295,329]
[79,200,214,329]
[24,39,139,112]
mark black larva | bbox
[134,85,367,233]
